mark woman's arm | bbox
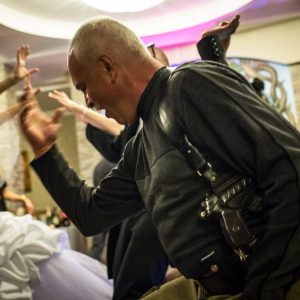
[2,186,35,215]
[49,90,124,137]
[0,102,23,125]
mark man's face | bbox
[68,53,128,124]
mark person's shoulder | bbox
[173,61,229,76]
[170,61,219,81]
[171,61,248,91]
[167,61,221,90]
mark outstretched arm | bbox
[20,77,64,157]
[49,90,124,137]
[0,102,23,125]
[0,45,39,94]
[197,15,240,63]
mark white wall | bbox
[228,17,300,64]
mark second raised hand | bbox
[15,45,39,80]
[201,15,240,40]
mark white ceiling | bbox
[0,0,299,86]
[0,0,253,38]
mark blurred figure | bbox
[250,77,269,103]
[0,166,34,214]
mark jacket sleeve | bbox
[31,145,144,236]
[168,65,300,300]
[197,35,227,64]
[86,124,123,163]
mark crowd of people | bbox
[1,13,300,300]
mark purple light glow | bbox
[140,0,256,48]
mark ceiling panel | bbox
[0,0,299,86]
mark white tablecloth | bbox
[0,212,113,300]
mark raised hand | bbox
[0,45,39,94]
[49,89,124,136]
[48,90,75,111]
[201,15,240,53]
[15,45,39,80]
[20,77,64,157]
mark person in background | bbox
[250,77,268,102]
[0,178,34,214]
[0,166,34,214]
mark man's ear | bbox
[98,55,117,83]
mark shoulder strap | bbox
[158,68,217,184]
[159,99,217,183]
[157,68,257,260]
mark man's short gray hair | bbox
[69,17,149,66]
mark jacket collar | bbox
[137,67,171,120]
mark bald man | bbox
[20,17,300,300]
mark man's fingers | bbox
[18,87,40,108]
[52,107,65,123]
[19,100,36,123]
[219,21,229,27]
[21,98,38,110]
[228,15,240,33]
[34,87,41,96]
[217,14,240,40]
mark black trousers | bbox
[110,209,169,300]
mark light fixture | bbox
[82,0,165,13]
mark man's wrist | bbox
[34,145,53,158]
[197,35,226,63]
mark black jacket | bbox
[32,62,300,300]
